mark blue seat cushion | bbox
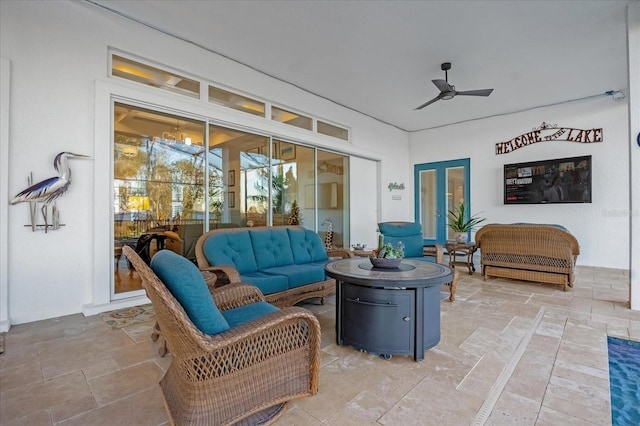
[263,261,327,289]
[287,227,329,264]
[239,272,289,295]
[250,228,295,269]
[222,301,280,328]
[150,250,230,335]
[202,230,258,274]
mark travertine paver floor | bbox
[1,265,637,425]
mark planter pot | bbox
[454,232,468,243]
[370,257,402,269]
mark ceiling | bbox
[90,0,632,132]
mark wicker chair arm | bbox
[210,283,265,311]
[186,307,321,357]
[423,244,444,264]
[327,248,354,258]
[199,265,241,285]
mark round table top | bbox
[325,257,454,288]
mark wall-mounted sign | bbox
[495,122,603,155]
[388,182,405,191]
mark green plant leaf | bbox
[447,203,486,232]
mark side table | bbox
[445,242,477,275]
[352,249,374,258]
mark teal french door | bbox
[414,158,470,245]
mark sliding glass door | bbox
[113,103,350,299]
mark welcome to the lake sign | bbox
[496,122,603,155]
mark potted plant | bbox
[447,203,485,243]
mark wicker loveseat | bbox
[475,224,580,291]
[196,226,352,307]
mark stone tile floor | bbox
[1,266,638,425]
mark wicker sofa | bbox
[195,226,352,307]
[475,224,580,291]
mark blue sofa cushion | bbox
[202,231,258,274]
[150,250,230,335]
[222,301,279,328]
[250,228,295,269]
[263,261,327,289]
[287,227,329,264]
[378,222,424,258]
[240,271,290,295]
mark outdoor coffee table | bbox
[325,257,454,361]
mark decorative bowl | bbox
[370,257,402,269]
[352,244,367,250]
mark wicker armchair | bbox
[122,246,321,425]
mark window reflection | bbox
[113,103,351,295]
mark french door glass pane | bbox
[420,170,437,240]
[446,167,465,240]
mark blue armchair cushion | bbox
[249,228,295,269]
[151,250,230,335]
[287,227,329,263]
[378,222,424,258]
[202,231,258,274]
[222,301,279,328]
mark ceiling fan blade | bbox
[414,94,443,110]
[456,88,494,97]
[431,79,451,93]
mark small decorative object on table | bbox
[370,242,404,268]
[351,243,366,250]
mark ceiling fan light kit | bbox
[415,62,494,110]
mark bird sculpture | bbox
[10,151,90,230]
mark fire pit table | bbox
[325,257,454,361]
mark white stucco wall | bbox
[409,97,629,269]
[0,1,409,325]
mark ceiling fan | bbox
[415,62,494,110]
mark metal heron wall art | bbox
[10,152,90,232]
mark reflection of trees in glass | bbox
[172,158,202,218]
[209,168,224,221]
[249,164,297,221]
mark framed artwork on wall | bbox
[228,170,235,187]
[280,144,296,161]
[228,191,235,208]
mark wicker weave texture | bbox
[123,246,321,425]
[475,224,579,291]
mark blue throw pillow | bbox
[150,250,230,335]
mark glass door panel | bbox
[419,169,437,240]
[271,140,315,228]
[446,167,465,241]
[208,125,269,227]
[316,150,349,248]
[113,103,205,297]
